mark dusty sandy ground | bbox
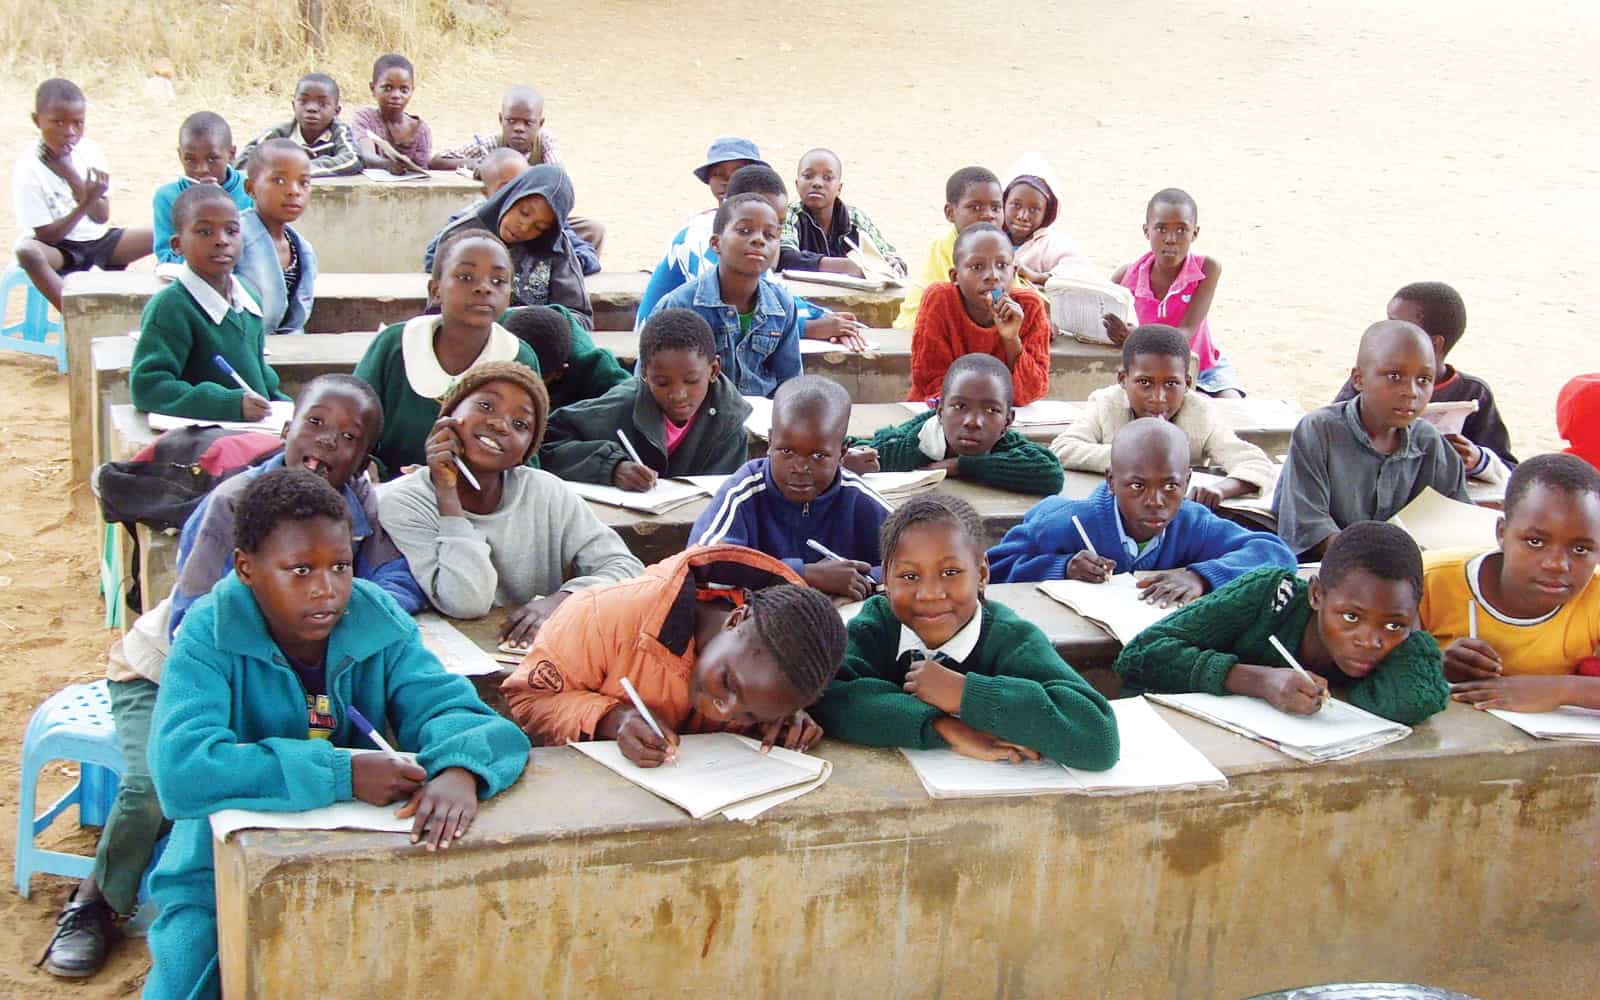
[0,0,1594,994]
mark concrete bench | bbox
[290,171,482,272]
[211,700,1600,998]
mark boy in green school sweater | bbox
[844,353,1064,496]
[130,185,286,422]
[1114,520,1449,726]
[811,493,1119,766]
[502,303,630,411]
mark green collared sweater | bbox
[849,410,1065,496]
[129,280,285,421]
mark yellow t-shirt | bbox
[1419,548,1600,676]
[894,226,1030,331]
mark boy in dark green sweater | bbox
[130,185,285,422]
[1114,520,1449,726]
[503,304,630,411]
[844,353,1063,496]
[540,308,751,488]
[811,493,1118,767]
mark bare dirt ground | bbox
[0,0,1594,994]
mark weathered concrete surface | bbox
[289,172,483,273]
[213,702,1600,999]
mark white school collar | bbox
[916,411,947,461]
[176,267,262,325]
[400,314,521,400]
[897,607,983,664]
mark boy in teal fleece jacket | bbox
[846,352,1063,496]
[150,111,252,265]
[1114,521,1449,726]
[143,470,529,999]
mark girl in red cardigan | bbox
[908,222,1051,405]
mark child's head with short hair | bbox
[231,468,354,660]
[1118,324,1194,421]
[171,185,243,287]
[881,493,989,649]
[1106,418,1191,542]
[1143,188,1200,266]
[281,374,384,488]
[795,148,843,219]
[244,138,311,227]
[497,86,544,156]
[943,166,1003,230]
[1350,319,1437,433]
[937,353,1014,457]
[32,78,86,156]
[1489,454,1600,618]
[948,222,1016,318]
[709,192,780,280]
[476,147,527,199]
[176,111,235,184]
[501,306,572,383]
[768,374,852,505]
[1387,282,1466,379]
[437,360,549,472]
[688,582,845,726]
[1309,521,1424,679]
[639,307,721,427]
[370,53,415,115]
[428,230,513,329]
[1002,175,1056,246]
[726,163,789,223]
[291,73,341,142]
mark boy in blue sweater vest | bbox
[151,111,252,266]
[142,469,529,999]
[691,375,893,600]
[988,418,1296,604]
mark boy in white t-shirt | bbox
[12,78,151,311]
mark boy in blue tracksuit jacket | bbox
[689,376,893,601]
[143,469,530,1000]
[988,418,1295,605]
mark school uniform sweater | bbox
[129,277,286,422]
[909,282,1052,406]
[987,483,1297,587]
[540,373,751,484]
[150,168,253,265]
[1114,566,1449,726]
[143,576,529,999]
[850,409,1064,496]
[689,459,895,577]
[811,595,1119,768]
[543,304,632,411]
[501,545,802,744]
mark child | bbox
[429,163,593,324]
[779,148,906,277]
[908,222,1051,406]
[352,54,433,173]
[1559,373,1600,471]
[1102,188,1240,397]
[649,192,803,398]
[502,303,629,410]
[151,111,252,265]
[129,186,286,422]
[142,469,530,998]
[1115,520,1451,726]
[353,231,541,478]
[1334,282,1517,482]
[893,166,1026,331]
[379,361,643,646]
[235,73,361,178]
[13,78,152,311]
[691,376,893,599]
[811,494,1119,767]
[988,419,1297,604]
[848,353,1064,496]
[1002,168,1082,285]
[501,544,845,765]
[1273,320,1470,559]
[37,375,416,981]
[235,139,317,335]
[1051,324,1276,508]
[541,308,751,488]
[422,148,599,277]
[1419,454,1600,711]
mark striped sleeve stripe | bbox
[839,470,895,513]
[696,472,768,546]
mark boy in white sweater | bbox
[1051,324,1275,509]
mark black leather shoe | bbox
[37,888,116,979]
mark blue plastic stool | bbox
[0,264,67,372]
[14,681,125,899]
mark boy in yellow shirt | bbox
[1420,453,1600,711]
[894,167,1026,330]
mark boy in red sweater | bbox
[909,222,1051,406]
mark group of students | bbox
[12,71,1600,1000]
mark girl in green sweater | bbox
[811,492,1118,766]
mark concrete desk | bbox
[212,701,1600,999]
[291,171,483,272]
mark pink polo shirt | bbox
[1120,251,1221,374]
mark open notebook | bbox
[1419,400,1479,436]
[1188,470,1278,523]
[147,401,295,435]
[414,613,503,676]
[799,337,882,355]
[568,732,831,820]
[1146,692,1411,763]
[1486,707,1600,742]
[1036,575,1181,644]
[900,696,1225,798]
[1390,487,1501,551]
[209,750,419,841]
[566,479,711,515]
[781,270,900,292]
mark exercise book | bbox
[147,401,295,436]
[1390,487,1501,551]
[1485,706,1600,742]
[1146,692,1411,763]
[1419,400,1479,436]
[210,750,420,841]
[569,732,830,821]
[567,478,712,515]
[1036,575,1181,644]
[415,613,504,676]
